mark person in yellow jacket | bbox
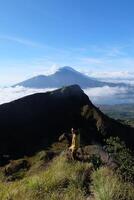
[69,128,80,160]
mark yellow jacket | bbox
[69,133,80,151]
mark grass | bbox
[0,154,92,200]
[0,150,134,200]
[25,155,92,200]
[91,167,134,200]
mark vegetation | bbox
[105,137,134,182]
[0,151,133,200]
[0,154,92,200]
[91,167,134,200]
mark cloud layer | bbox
[0,85,133,105]
[0,86,56,105]
[84,86,133,104]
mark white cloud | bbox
[0,86,56,105]
[84,86,127,97]
[0,38,134,86]
[79,55,134,72]
[33,64,59,76]
[87,71,134,79]
[80,69,134,85]
[0,35,44,48]
[87,45,127,57]
[84,86,134,104]
[0,85,133,106]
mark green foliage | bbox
[89,154,103,170]
[105,137,134,181]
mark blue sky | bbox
[0,0,134,85]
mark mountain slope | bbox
[0,85,133,162]
[14,66,127,88]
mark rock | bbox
[38,151,56,161]
[4,159,30,176]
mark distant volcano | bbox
[14,66,126,89]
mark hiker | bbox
[69,128,80,160]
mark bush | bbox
[89,154,103,170]
[105,137,134,182]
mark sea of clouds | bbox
[84,70,134,86]
[0,85,133,105]
[85,86,134,104]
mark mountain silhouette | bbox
[14,66,126,88]
[0,85,133,163]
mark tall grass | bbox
[91,167,134,200]
[0,155,92,200]
[25,155,92,200]
[0,153,133,200]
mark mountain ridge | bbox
[0,84,133,164]
[14,66,127,89]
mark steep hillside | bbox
[0,85,133,163]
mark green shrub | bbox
[105,137,134,182]
[89,154,103,170]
